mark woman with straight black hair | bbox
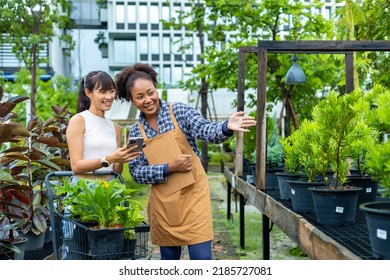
[67,70,141,179]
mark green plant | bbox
[248,114,284,168]
[361,85,390,138]
[279,133,301,174]
[3,69,77,121]
[96,0,107,8]
[311,90,372,188]
[94,31,108,50]
[366,142,390,198]
[0,214,24,255]
[251,143,284,169]
[292,119,330,182]
[1,95,71,236]
[347,122,379,176]
[55,178,144,229]
[267,143,284,169]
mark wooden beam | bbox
[258,40,390,53]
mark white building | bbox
[1,0,343,121]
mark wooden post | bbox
[345,52,354,93]
[235,47,247,177]
[256,49,267,192]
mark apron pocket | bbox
[161,189,184,226]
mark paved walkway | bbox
[147,174,239,260]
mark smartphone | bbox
[127,137,144,152]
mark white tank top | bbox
[79,110,117,172]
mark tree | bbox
[0,0,74,116]
[3,68,78,122]
[162,0,222,171]
[332,0,390,90]
[165,0,340,138]
[354,0,390,89]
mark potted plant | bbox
[276,132,304,200]
[117,205,145,259]
[0,215,28,260]
[360,140,390,259]
[308,90,372,226]
[1,96,71,251]
[346,121,380,206]
[250,116,285,190]
[54,177,145,259]
[286,119,329,213]
[96,0,108,22]
[94,31,108,58]
[359,85,390,260]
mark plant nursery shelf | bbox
[224,167,385,260]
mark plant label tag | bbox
[366,188,372,193]
[335,206,344,213]
[291,189,295,195]
[376,228,387,240]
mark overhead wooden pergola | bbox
[234,40,390,259]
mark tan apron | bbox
[138,104,213,246]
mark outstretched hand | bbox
[227,111,257,132]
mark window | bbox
[139,34,148,60]
[116,2,125,29]
[162,4,170,30]
[183,4,191,25]
[183,35,193,55]
[194,35,201,61]
[172,65,182,86]
[151,35,159,60]
[172,34,182,60]
[152,65,160,81]
[163,65,171,85]
[127,2,136,29]
[150,3,159,29]
[162,35,171,54]
[324,7,332,20]
[172,3,181,30]
[113,40,136,64]
[184,67,193,83]
[162,4,170,20]
[139,3,148,29]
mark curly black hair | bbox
[115,63,158,102]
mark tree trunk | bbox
[30,44,38,117]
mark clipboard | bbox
[142,132,196,196]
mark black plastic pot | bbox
[88,228,124,260]
[346,175,378,207]
[360,201,390,260]
[0,249,14,260]
[275,172,303,200]
[309,186,362,226]
[288,180,327,214]
[121,238,136,259]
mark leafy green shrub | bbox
[55,178,144,229]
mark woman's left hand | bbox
[227,111,257,132]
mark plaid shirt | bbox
[128,99,232,184]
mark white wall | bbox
[70,29,109,80]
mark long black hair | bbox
[77,71,115,113]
